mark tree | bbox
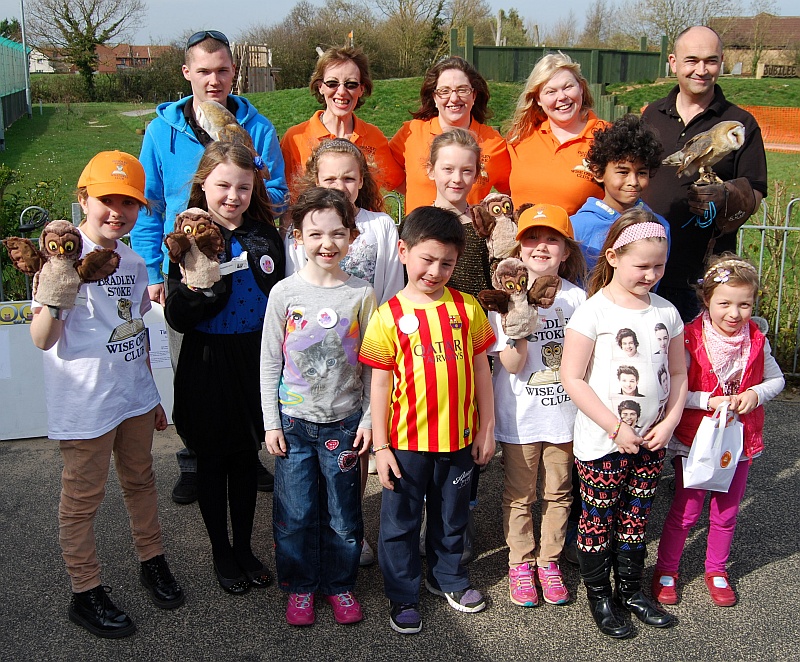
[27,0,145,100]
[747,1,778,74]
[0,17,21,41]
[617,0,741,51]
[577,0,615,48]
[541,10,579,47]
[492,8,528,46]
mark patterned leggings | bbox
[576,447,666,553]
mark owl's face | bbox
[484,193,513,220]
[500,271,528,294]
[491,258,530,292]
[39,220,82,259]
[541,341,563,369]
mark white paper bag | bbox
[682,402,744,493]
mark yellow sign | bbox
[0,301,33,325]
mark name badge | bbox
[219,251,250,275]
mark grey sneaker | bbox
[425,578,486,613]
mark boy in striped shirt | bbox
[359,206,496,634]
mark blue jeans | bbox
[379,445,474,604]
[273,410,363,594]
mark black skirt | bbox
[173,329,265,457]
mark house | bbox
[29,47,55,73]
[95,44,173,72]
[710,14,800,76]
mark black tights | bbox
[196,449,261,578]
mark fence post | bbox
[660,35,669,78]
[450,28,458,56]
[465,26,474,64]
[589,50,600,85]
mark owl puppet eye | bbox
[519,277,527,290]
[491,204,502,215]
[183,225,193,234]
[502,201,512,213]
[64,241,75,252]
[504,281,515,291]
[196,224,207,233]
[48,240,58,251]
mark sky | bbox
[2,0,800,46]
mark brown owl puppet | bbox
[164,208,225,290]
[478,257,560,346]
[471,193,532,272]
[3,220,120,314]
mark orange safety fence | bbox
[741,106,800,154]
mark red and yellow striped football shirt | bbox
[359,288,495,452]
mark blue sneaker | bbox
[389,601,422,634]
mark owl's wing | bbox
[2,237,44,275]
[527,275,560,309]
[478,289,510,314]
[471,205,496,238]
[675,133,714,178]
[513,202,534,223]
[76,248,121,282]
[164,232,192,262]
[194,224,225,260]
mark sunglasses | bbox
[186,30,230,49]
[321,79,362,91]
[433,86,474,99]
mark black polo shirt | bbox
[642,85,767,290]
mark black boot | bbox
[141,554,185,609]
[614,548,674,628]
[68,585,136,639]
[577,550,633,638]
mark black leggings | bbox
[196,449,259,574]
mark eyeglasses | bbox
[433,86,473,99]
[186,30,230,49]
[321,79,362,91]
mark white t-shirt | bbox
[489,279,586,445]
[36,233,160,440]
[566,290,683,461]
[285,208,403,305]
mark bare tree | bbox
[28,0,145,99]
[541,10,579,47]
[747,0,778,74]
[617,0,741,51]
[375,0,444,74]
[578,0,616,48]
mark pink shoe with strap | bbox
[537,562,570,605]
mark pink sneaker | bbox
[325,592,364,624]
[286,592,315,626]
[537,562,570,605]
[509,563,539,607]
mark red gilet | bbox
[673,317,765,458]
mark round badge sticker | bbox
[260,254,275,274]
[317,308,338,329]
[398,314,419,335]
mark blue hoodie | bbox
[571,197,672,274]
[131,95,288,285]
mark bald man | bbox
[642,26,766,321]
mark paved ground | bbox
[1,402,798,661]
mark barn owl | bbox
[196,101,254,147]
[662,121,745,184]
[165,208,225,290]
[3,220,119,311]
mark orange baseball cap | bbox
[78,150,147,205]
[516,203,574,240]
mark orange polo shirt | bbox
[280,110,404,195]
[389,117,511,213]
[507,112,607,215]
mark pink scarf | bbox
[702,311,750,395]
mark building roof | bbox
[711,14,800,48]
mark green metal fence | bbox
[451,28,667,86]
[1,37,28,144]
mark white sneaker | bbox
[360,539,375,566]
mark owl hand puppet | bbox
[165,208,225,290]
[662,120,745,185]
[477,258,560,345]
[471,194,531,268]
[2,220,120,314]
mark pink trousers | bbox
[656,456,750,574]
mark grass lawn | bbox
[1,77,798,217]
